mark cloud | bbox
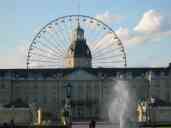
[116,27,129,42]
[116,27,171,48]
[116,27,147,47]
[134,9,171,34]
[90,32,116,50]
[134,10,162,33]
[116,10,171,47]
[95,11,122,25]
[83,11,122,31]
[90,26,149,50]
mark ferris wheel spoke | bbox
[64,21,71,44]
[89,30,105,49]
[93,60,125,65]
[70,16,80,39]
[92,62,122,68]
[55,24,69,49]
[89,32,111,53]
[30,51,63,59]
[86,23,105,46]
[82,18,100,34]
[92,47,122,57]
[92,47,123,58]
[29,63,63,68]
[53,23,68,49]
[40,34,66,55]
[29,52,62,60]
[52,24,69,51]
[87,20,108,43]
[91,36,119,55]
[62,20,72,46]
[92,48,122,58]
[73,16,79,31]
[29,59,63,64]
[93,60,123,66]
[93,53,124,60]
[68,17,75,39]
[92,38,123,52]
[93,59,124,65]
[44,28,67,54]
[31,46,64,59]
[92,65,121,68]
[36,39,64,57]
[31,65,63,69]
[66,16,77,41]
[30,58,63,64]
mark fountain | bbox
[108,80,137,128]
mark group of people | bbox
[89,120,96,128]
[0,120,15,128]
[0,120,96,128]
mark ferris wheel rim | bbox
[27,14,127,69]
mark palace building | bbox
[0,19,171,122]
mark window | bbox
[0,84,5,89]
[43,96,47,104]
[51,85,56,90]
[33,96,38,103]
[34,85,38,89]
[0,72,5,78]
[166,92,170,101]
[25,96,29,102]
[155,84,160,87]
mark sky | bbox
[0,0,171,68]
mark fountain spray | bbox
[108,80,136,128]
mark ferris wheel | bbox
[27,15,127,69]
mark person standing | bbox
[89,120,96,128]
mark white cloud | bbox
[90,32,115,50]
[90,26,151,49]
[96,11,122,25]
[116,10,171,47]
[83,11,122,31]
[134,10,162,33]
[134,9,171,34]
[88,10,171,52]
[116,27,130,42]
[116,27,170,47]
[116,27,147,47]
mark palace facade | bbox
[0,24,171,122]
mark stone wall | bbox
[0,108,32,124]
[151,106,171,122]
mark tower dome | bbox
[64,25,92,68]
